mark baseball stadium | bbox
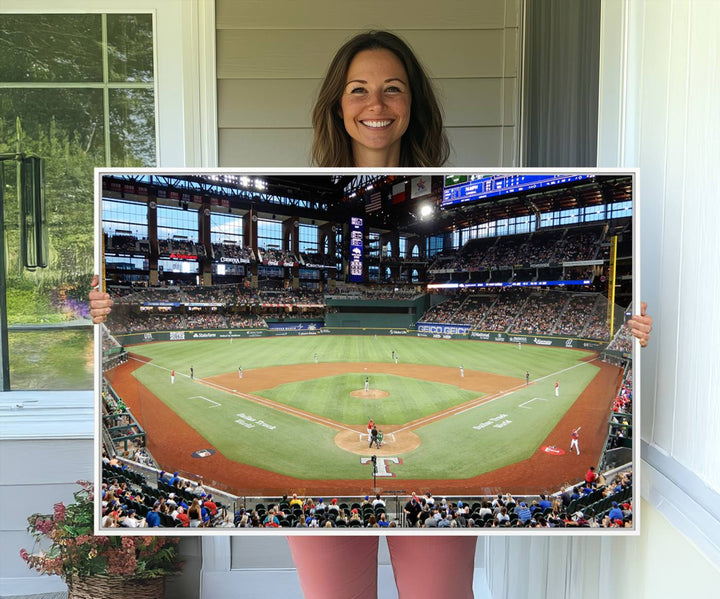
[99,172,634,530]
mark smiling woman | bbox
[311,30,449,168]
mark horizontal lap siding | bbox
[216,0,521,167]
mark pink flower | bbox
[53,503,66,522]
[19,549,29,562]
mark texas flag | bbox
[392,181,406,204]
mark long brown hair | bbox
[311,31,449,167]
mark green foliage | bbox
[20,481,182,583]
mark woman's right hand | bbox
[89,274,113,324]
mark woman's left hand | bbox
[627,301,653,348]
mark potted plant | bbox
[20,481,182,599]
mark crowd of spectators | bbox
[553,295,599,336]
[428,225,604,274]
[510,293,568,335]
[259,247,298,265]
[158,238,202,257]
[301,252,337,267]
[212,243,255,262]
[106,233,147,253]
[420,290,615,340]
[607,320,634,353]
[100,454,633,529]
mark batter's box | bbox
[519,397,547,409]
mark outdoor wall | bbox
[215,0,522,166]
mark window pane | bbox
[106,14,154,83]
[109,89,157,167]
[1,13,156,390]
[0,14,102,82]
[8,329,93,390]
[0,89,106,161]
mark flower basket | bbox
[21,481,182,593]
[67,574,165,599]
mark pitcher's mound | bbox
[350,389,389,399]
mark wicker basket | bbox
[67,575,165,599]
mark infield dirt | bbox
[106,354,620,496]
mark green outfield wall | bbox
[113,327,606,350]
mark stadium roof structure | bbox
[103,173,632,235]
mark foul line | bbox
[394,357,601,434]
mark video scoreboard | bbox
[441,174,594,208]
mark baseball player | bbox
[365,376,370,392]
[238,366,243,379]
[369,425,379,448]
[525,370,530,385]
[366,418,374,441]
[570,427,581,455]
[459,365,464,378]
[555,380,559,396]
[190,366,194,380]
[394,353,398,365]
[171,370,175,384]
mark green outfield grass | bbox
[124,335,602,480]
[255,373,482,424]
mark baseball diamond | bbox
[104,332,618,496]
[100,171,635,527]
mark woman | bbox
[89,29,653,599]
[311,30,449,168]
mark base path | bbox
[106,354,621,496]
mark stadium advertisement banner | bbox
[417,322,471,335]
[349,216,364,283]
[267,322,324,331]
[468,330,605,349]
[116,328,606,349]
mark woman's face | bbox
[340,48,411,167]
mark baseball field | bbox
[104,333,621,496]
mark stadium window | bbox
[298,223,318,253]
[453,229,462,248]
[1,12,158,390]
[560,208,580,225]
[426,235,443,257]
[211,213,244,246]
[257,218,282,250]
[411,244,420,258]
[103,199,150,239]
[609,201,632,219]
[495,218,509,236]
[157,205,198,242]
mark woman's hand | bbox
[89,274,113,324]
[627,301,653,348]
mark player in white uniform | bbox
[459,365,464,378]
[364,376,370,392]
[555,380,559,396]
[570,427,581,455]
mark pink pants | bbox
[287,535,476,598]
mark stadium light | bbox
[420,204,433,218]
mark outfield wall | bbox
[113,327,607,350]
